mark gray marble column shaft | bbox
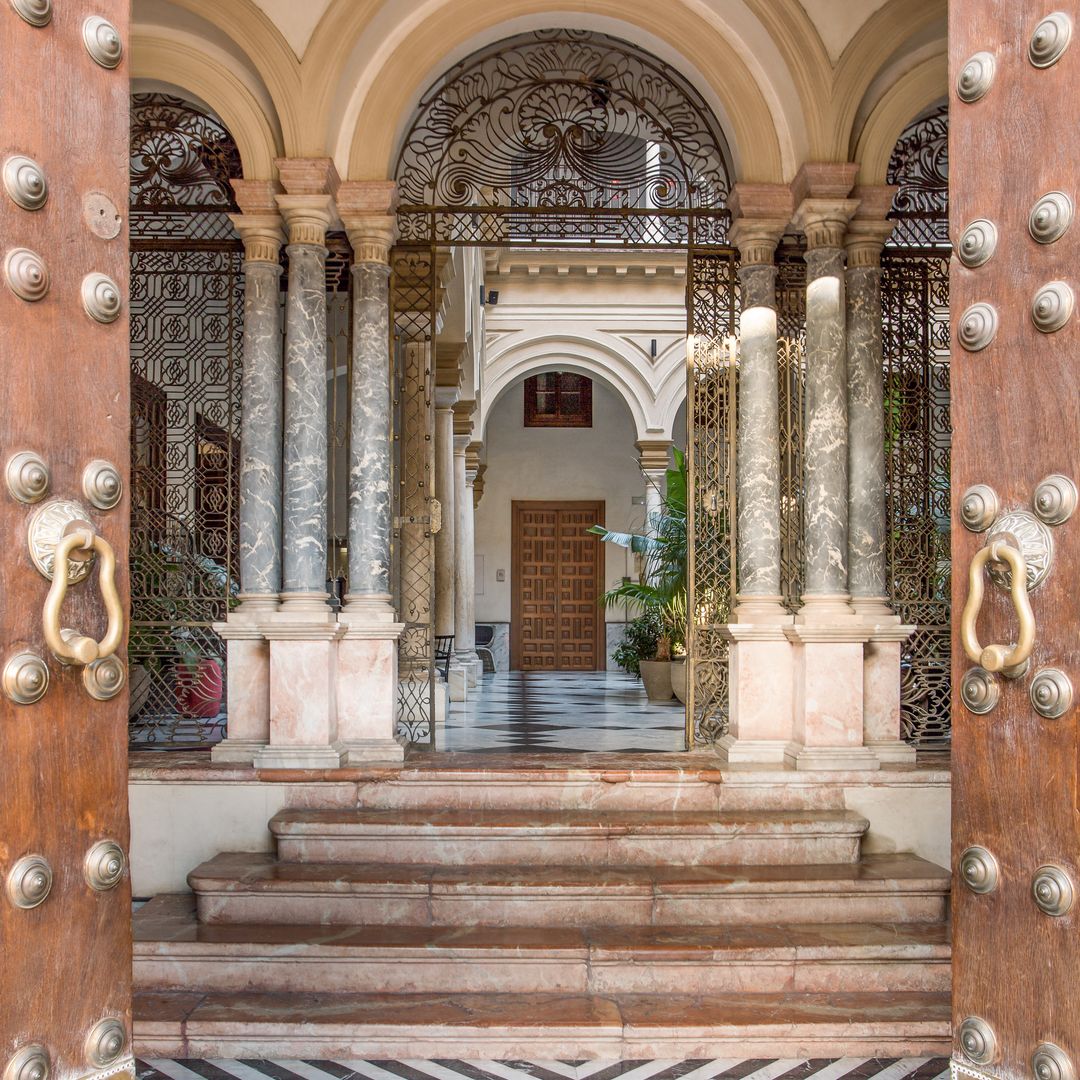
[802,246,850,600]
[433,406,456,639]
[238,259,284,599]
[281,241,330,597]
[846,263,888,606]
[453,437,476,658]
[347,261,393,601]
[736,262,783,604]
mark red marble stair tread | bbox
[133,988,951,1029]
[269,807,870,833]
[189,850,950,890]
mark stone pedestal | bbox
[863,625,917,764]
[336,615,406,764]
[211,606,272,763]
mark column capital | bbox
[453,399,475,437]
[228,212,286,264]
[473,462,486,507]
[275,194,334,246]
[793,198,859,250]
[844,185,900,268]
[728,218,788,265]
[453,433,470,455]
[728,183,792,265]
[789,162,858,206]
[434,386,460,410]
[339,180,399,265]
[274,156,340,197]
[636,438,673,474]
[230,178,282,215]
[465,441,483,477]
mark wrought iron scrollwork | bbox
[887,101,948,248]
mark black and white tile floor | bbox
[136,1058,951,1080]
[439,672,687,753]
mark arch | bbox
[480,335,660,442]
[336,0,787,183]
[853,53,948,184]
[654,361,689,442]
[131,30,283,178]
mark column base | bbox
[341,593,397,622]
[851,595,896,621]
[253,744,343,770]
[340,738,405,765]
[447,667,469,701]
[732,595,790,623]
[795,593,856,623]
[211,739,269,764]
[277,591,334,619]
[794,745,881,772]
[867,739,917,765]
[452,652,480,687]
[716,734,800,767]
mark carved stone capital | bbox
[465,441,483,476]
[228,213,286,264]
[845,219,897,268]
[343,216,398,265]
[453,399,475,438]
[275,194,334,247]
[728,218,788,265]
[274,156,340,197]
[636,439,673,474]
[793,198,860,251]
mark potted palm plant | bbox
[591,448,688,703]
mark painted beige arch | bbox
[132,31,283,178]
[829,0,947,162]
[338,0,786,184]
[853,53,948,185]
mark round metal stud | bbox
[1032,865,1075,917]
[1030,12,1073,68]
[1034,1043,1077,1080]
[959,845,1000,894]
[5,854,53,910]
[960,484,1000,532]
[83,192,123,240]
[4,247,48,302]
[987,510,1055,592]
[84,1018,126,1070]
[958,218,998,268]
[9,0,51,27]
[3,652,50,705]
[1030,191,1073,244]
[1030,669,1073,719]
[80,272,122,324]
[958,1016,998,1066]
[961,668,1000,715]
[1032,280,1075,333]
[82,15,123,69]
[83,655,125,702]
[6,451,50,504]
[3,155,47,212]
[82,459,123,510]
[84,839,125,892]
[957,52,996,102]
[3,1046,50,1080]
[958,302,998,351]
[1033,474,1078,526]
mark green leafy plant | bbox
[590,447,688,662]
[611,609,665,676]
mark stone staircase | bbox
[132,760,952,1058]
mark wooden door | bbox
[512,501,604,670]
[1,4,133,1080]
[951,3,1080,1078]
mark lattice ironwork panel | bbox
[777,337,807,615]
[887,102,948,249]
[882,250,952,748]
[687,251,738,745]
[128,246,242,747]
[392,249,437,745]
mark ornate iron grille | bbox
[393,30,738,747]
[881,250,952,747]
[887,102,948,248]
[128,94,243,747]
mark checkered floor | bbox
[136,1058,951,1080]
[439,671,687,753]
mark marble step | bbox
[134,893,950,995]
[269,807,869,866]
[132,987,952,1058]
[189,852,950,927]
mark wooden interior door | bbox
[950,3,1080,1077]
[1,3,133,1078]
[512,501,604,670]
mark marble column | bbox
[718,190,797,765]
[336,181,406,764]
[453,416,481,683]
[212,194,285,764]
[256,158,343,771]
[846,187,916,764]
[433,389,466,700]
[785,163,876,771]
[636,440,671,585]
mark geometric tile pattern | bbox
[440,672,686,754]
[137,1059,951,1080]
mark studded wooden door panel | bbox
[1,3,133,1080]
[950,4,1080,1079]
[512,502,604,671]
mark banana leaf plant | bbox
[589,447,688,661]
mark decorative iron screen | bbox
[128,94,243,748]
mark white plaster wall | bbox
[474,379,647,635]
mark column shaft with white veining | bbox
[433,399,457,639]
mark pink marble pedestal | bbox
[337,610,406,765]
[211,604,273,764]
[862,624,917,765]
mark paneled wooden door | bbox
[511,501,605,671]
[1,3,133,1079]
[950,2,1080,1077]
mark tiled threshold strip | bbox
[136,1056,951,1080]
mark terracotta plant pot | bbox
[639,659,674,702]
[670,658,687,704]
